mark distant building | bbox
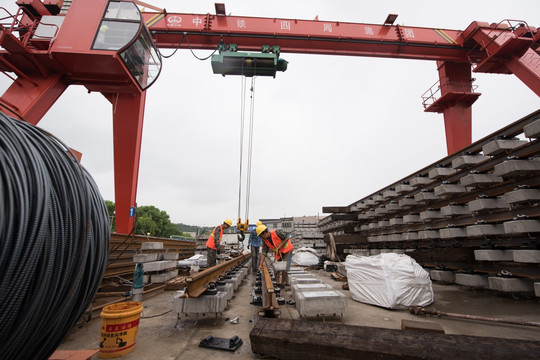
[259,215,325,256]
[195,233,244,255]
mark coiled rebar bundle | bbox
[0,111,110,360]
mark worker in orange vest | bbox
[206,219,232,268]
[256,225,294,272]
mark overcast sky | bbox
[1,0,539,228]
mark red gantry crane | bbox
[0,0,539,234]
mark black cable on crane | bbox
[0,111,110,360]
[236,76,257,226]
[237,76,247,222]
[245,77,256,220]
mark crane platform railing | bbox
[421,77,479,109]
[0,7,38,48]
[0,6,60,53]
[471,19,534,54]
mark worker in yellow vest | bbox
[206,219,232,268]
[256,225,294,272]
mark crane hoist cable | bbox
[236,76,257,234]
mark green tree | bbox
[136,205,178,238]
[105,201,205,237]
[105,200,116,232]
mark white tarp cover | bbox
[177,254,207,268]
[345,253,433,309]
[292,247,320,266]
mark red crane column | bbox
[106,92,147,235]
[436,61,481,154]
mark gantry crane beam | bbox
[0,0,538,234]
[143,12,540,155]
[145,13,473,61]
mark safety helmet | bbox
[256,224,268,236]
[256,221,262,226]
[224,219,233,227]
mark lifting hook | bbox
[237,218,249,232]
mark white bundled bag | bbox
[292,247,320,266]
[345,253,433,309]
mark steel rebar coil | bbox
[0,111,110,360]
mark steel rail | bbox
[410,305,540,328]
[260,261,280,316]
[184,254,250,298]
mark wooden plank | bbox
[330,213,360,221]
[164,276,187,290]
[330,272,347,282]
[324,234,366,245]
[322,206,350,213]
[49,349,99,360]
[250,318,540,360]
[408,248,476,263]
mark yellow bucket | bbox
[98,301,143,358]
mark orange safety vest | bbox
[263,230,293,261]
[206,225,223,250]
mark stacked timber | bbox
[250,318,540,360]
[319,110,540,296]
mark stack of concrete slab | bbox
[288,273,323,286]
[291,283,333,304]
[292,217,326,257]
[286,270,347,319]
[430,269,536,295]
[429,269,455,283]
[143,260,178,283]
[428,249,540,295]
[133,242,179,284]
[318,114,540,301]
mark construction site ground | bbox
[58,268,540,359]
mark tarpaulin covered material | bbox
[345,253,433,309]
[292,247,320,266]
[177,254,207,268]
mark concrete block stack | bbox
[428,249,540,295]
[291,283,332,304]
[319,114,540,299]
[292,217,325,257]
[195,235,208,255]
[133,242,179,284]
[288,269,347,320]
[289,273,322,286]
